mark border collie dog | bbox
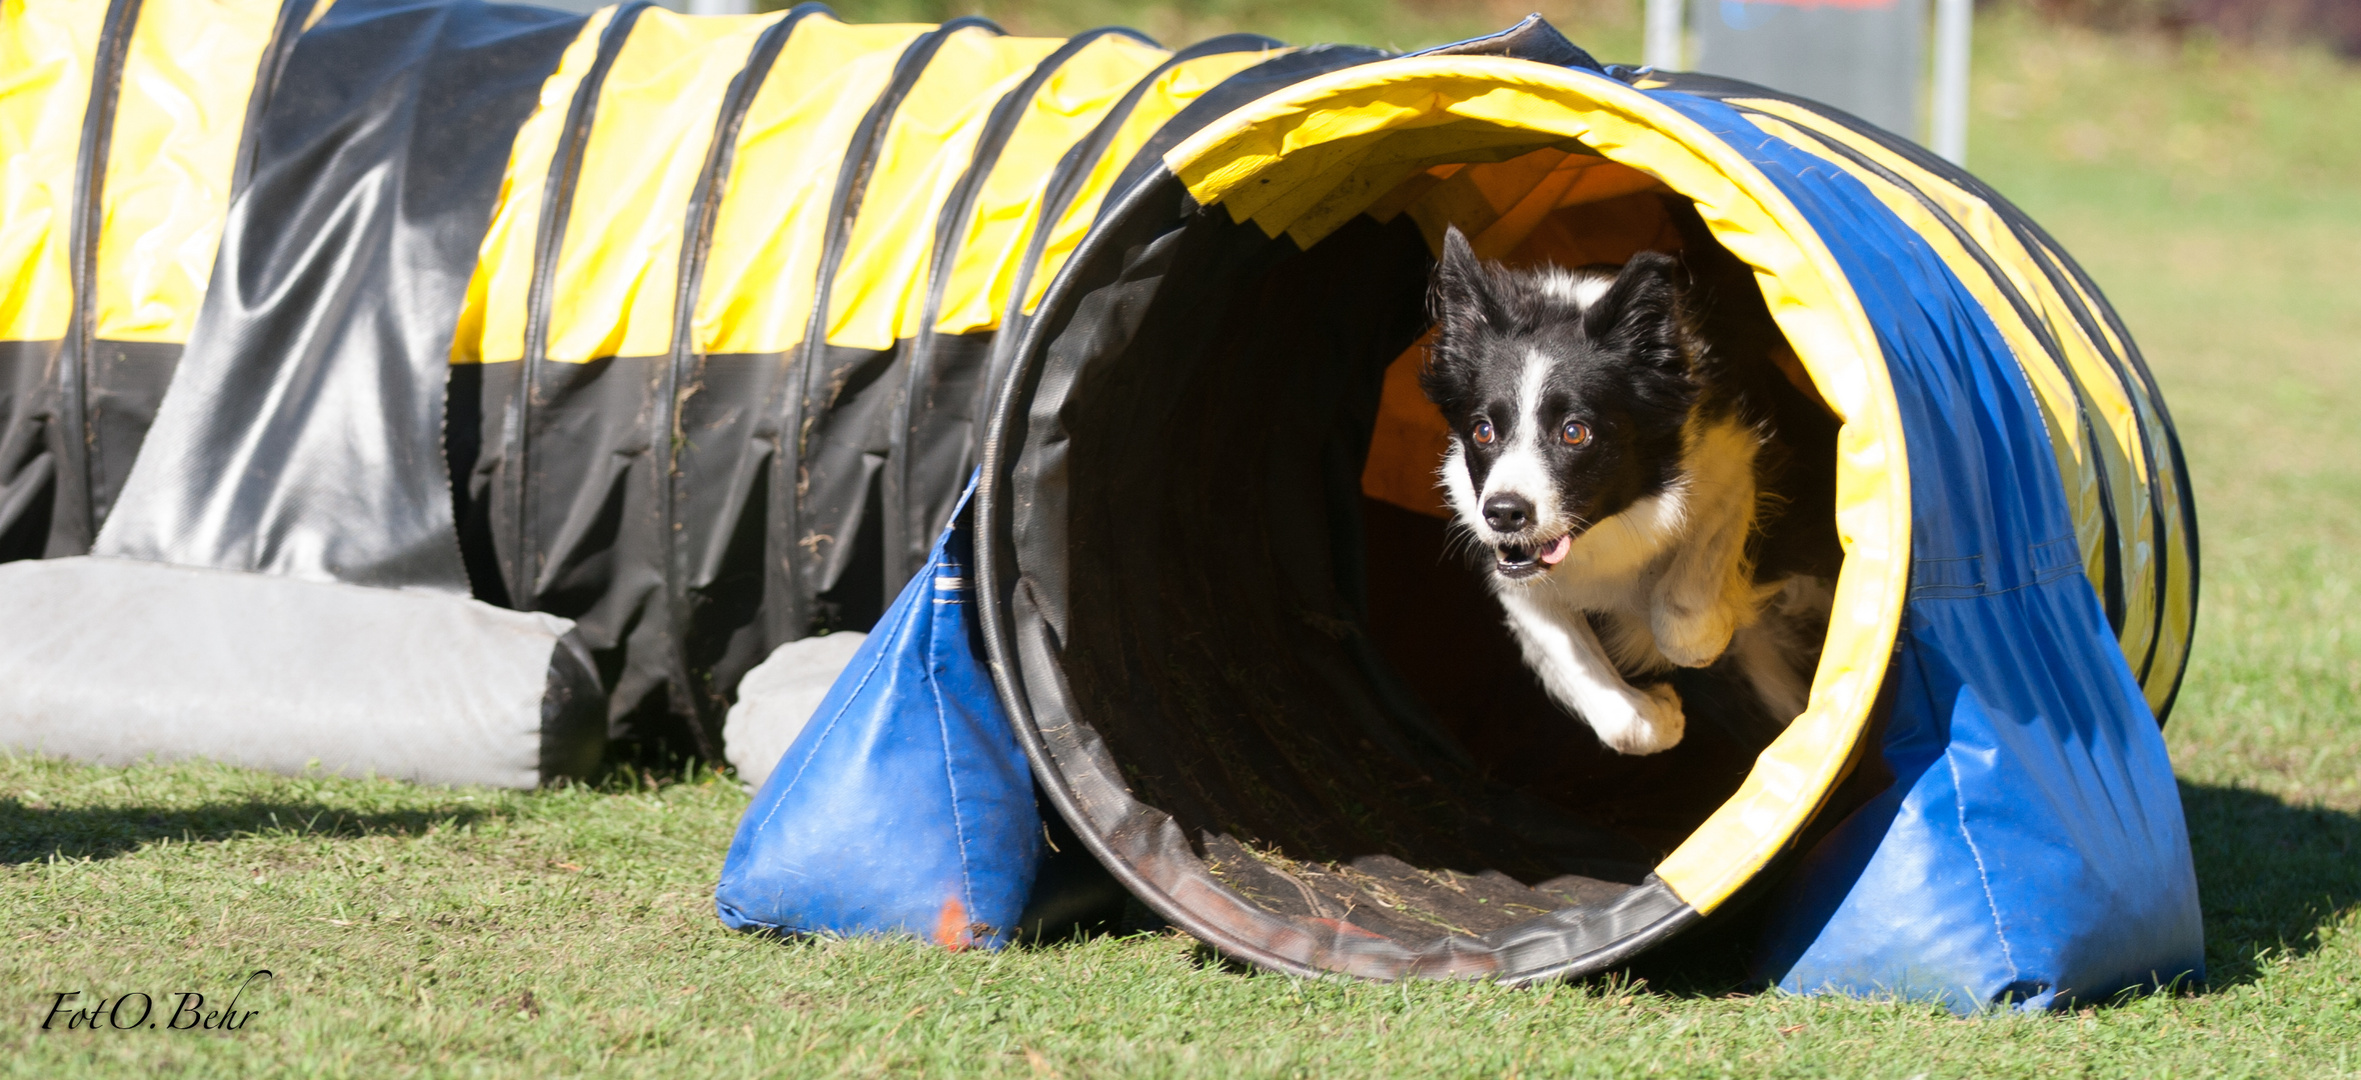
[1420,224,1840,755]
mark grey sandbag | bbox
[722,631,868,789]
[0,556,604,788]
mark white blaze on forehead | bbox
[1477,348,1560,532]
[1515,347,1551,444]
[1538,268,1613,310]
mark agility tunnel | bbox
[2,0,2200,1008]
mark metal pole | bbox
[1645,0,1684,71]
[1930,0,1971,165]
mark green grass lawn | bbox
[9,11,2360,1078]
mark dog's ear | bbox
[1429,225,1499,341]
[1584,251,1688,373]
[1421,226,1496,412]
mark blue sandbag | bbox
[714,481,1041,948]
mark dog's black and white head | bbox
[1420,227,1701,581]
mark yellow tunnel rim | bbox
[1157,55,1914,917]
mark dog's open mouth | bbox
[1492,533,1573,579]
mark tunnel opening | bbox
[987,144,1849,977]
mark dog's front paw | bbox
[1653,604,1736,668]
[1589,682,1686,755]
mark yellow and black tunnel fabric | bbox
[1,0,1378,753]
[3,0,2197,996]
[0,0,314,559]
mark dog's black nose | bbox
[1483,494,1533,533]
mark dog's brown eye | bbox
[1472,420,1496,445]
[1561,420,1591,447]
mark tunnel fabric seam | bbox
[1948,738,2024,994]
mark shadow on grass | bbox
[2181,780,2361,987]
[0,799,491,864]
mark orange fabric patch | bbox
[932,896,971,950]
[1361,331,1453,519]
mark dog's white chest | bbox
[1507,548,1676,674]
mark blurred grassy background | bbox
[7,4,2360,1076]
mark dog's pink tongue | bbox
[1538,534,1572,566]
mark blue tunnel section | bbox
[1657,93,2204,1010]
